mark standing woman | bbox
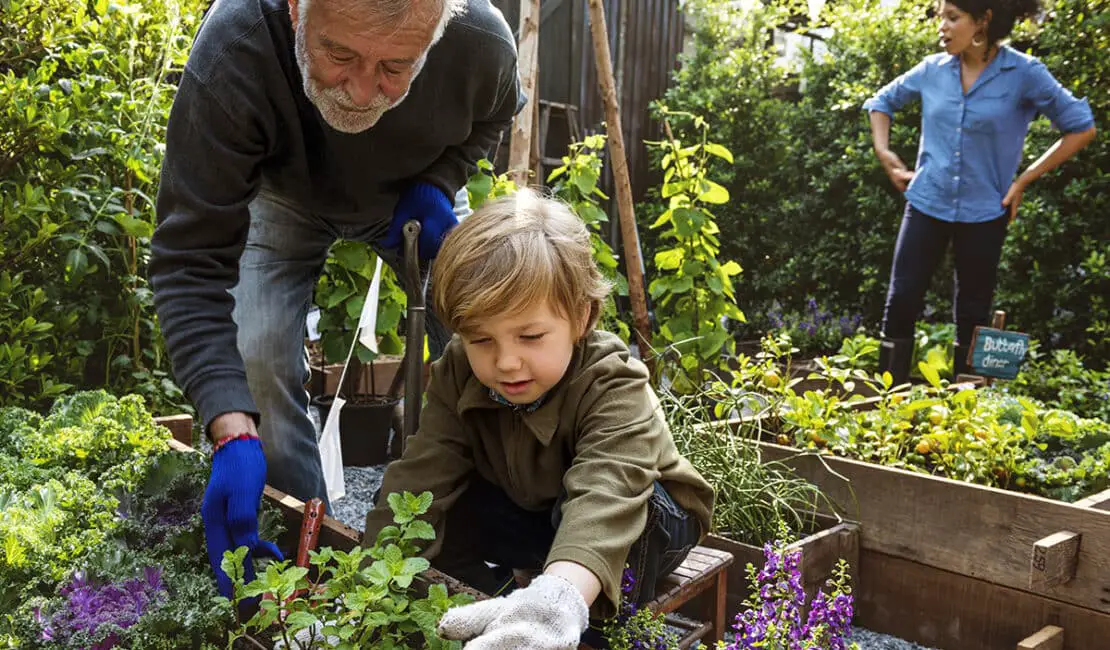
[865,0,1096,382]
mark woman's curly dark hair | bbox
[945,0,1042,50]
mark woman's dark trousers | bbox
[880,203,1008,381]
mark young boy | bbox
[363,189,714,649]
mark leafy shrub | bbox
[313,241,407,366]
[0,0,204,413]
[660,0,1109,366]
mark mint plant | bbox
[222,491,470,650]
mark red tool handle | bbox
[297,498,326,567]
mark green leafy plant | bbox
[546,134,631,342]
[2,391,256,648]
[0,0,203,414]
[222,491,471,650]
[753,351,1110,502]
[313,241,407,368]
[647,108,745,392]
[465,158,518,211]
[1003,345,1109,423]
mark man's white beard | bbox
[294,25,414,134]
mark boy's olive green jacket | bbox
[363,329,715,611]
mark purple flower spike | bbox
[725,539,858,650]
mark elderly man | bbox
[149,0,522,602]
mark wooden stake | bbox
[508,0,540,187]
[586,0,653,365]
[1029,531,1081,590]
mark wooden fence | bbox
[491,0,688,215]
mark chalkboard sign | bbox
[968,326,1030,380]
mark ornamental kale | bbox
[602,567,681,650]
[4,390,170,491]
[35,567,168,649]
[720,539,858,650]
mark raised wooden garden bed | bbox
[746,438,1110,650]
[702,515,860,621]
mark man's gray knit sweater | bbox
[149,0,521,430]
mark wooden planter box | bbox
[743,437,1110,650]
[701,516,860,621]
[307,355,405,397]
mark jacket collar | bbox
[455,339,589,446]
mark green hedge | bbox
[658,0,1108,365]
[0,0,205,411]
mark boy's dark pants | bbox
[432,475,701,611]
[881,203,1009,377]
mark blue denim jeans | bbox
[229,189,469,509]
[881,202,1009,351]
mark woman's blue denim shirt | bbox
[864,45,1095,223]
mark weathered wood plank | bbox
[1030,531,1081,590]
[154,414,194,446]
[857,551,1108,650]
[756,442,1110,613]
[1073,487,1110,511]
[1017,625,1064,650]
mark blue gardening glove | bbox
[201,437,283,599]
[382,181,458,260]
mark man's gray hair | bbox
[300,0,467,41]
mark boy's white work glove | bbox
[437,574,590,649]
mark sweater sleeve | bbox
[363,342,475,553]
[149,70,265,430]
[416,46,525,196]
[544,356,664,611]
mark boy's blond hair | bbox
[432,189,612,337]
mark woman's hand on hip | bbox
[1002,180,1026,222]
[877,149,915,192]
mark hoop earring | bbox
[972,33,985,47]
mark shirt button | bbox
[955,176,960,181]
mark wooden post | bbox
[586,0,653,365]
[508,0,540,187]
[1029,531,1081,590]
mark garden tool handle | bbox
[296,497,326,569]
[401,219,427,454]
[286,497,326,602]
